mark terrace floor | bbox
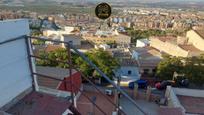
[77,91,115,115]
[6,91,78,115]
[177,95,204,114]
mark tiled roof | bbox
[195,30,204,39]
[179,44,202,52]
[151,36,177,42]
[139,59,161,67]
[120,59,139,67]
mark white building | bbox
[0,19,34,108]
[43,26,82,48]
[0,19,85,113]
[115,59,140,86]
[136,38,150,47]
[43,26,75,37]
[61,34,82,48]
[95,44,110,50]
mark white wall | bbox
[173,88,204,98]
[64,26,75,33]
[43,26,74,37]
[61,35,81,48]
[118,66,140,80]
[136,40,145,47]
[0,19,32,108]
[132,51,139,60]
[136,39,149,47]
[165,86,186,113]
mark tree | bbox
[156,55,204,86]
[75,49,119,80]
[126,29,167,44]
[184,55,204,86]
[36,48,77,68]
[156,56,183,80]
[33,39,45,45]
[36,48,119,80]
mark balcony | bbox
[0,19,146,115]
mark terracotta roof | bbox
[120,59,139,66]
[195,30,204,39]
[132,46,162,60]
[179,44,202,52]
[139,59,161,68]
[152,36,177,42]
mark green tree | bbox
[36,48,77,68]
[75,49,119,80]
[36,48,119,80]
[33,39,45,45]
[184,56,204,86]
[156,56,183,80]
[31,29,42,37]
[126,29,167,44]
[156,55,204,86]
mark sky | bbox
[86,0,204,1]
[1,0,204,4]
[77,0,204,3]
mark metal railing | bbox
[28,36,146,115]
[31,54,127,115]
[0,35,146,115]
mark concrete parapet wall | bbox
[166,86,186,113]
[173,88,204,98]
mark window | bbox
[69,41,73,45]
[143,69,149,74]
[152,69,156,73]
[128,70,132,75]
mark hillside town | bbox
[0,1,204,115]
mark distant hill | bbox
[1,0,204,5]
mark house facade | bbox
[115,59,140,85]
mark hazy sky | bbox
[79,0,204,3]
[88,0,204,2]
